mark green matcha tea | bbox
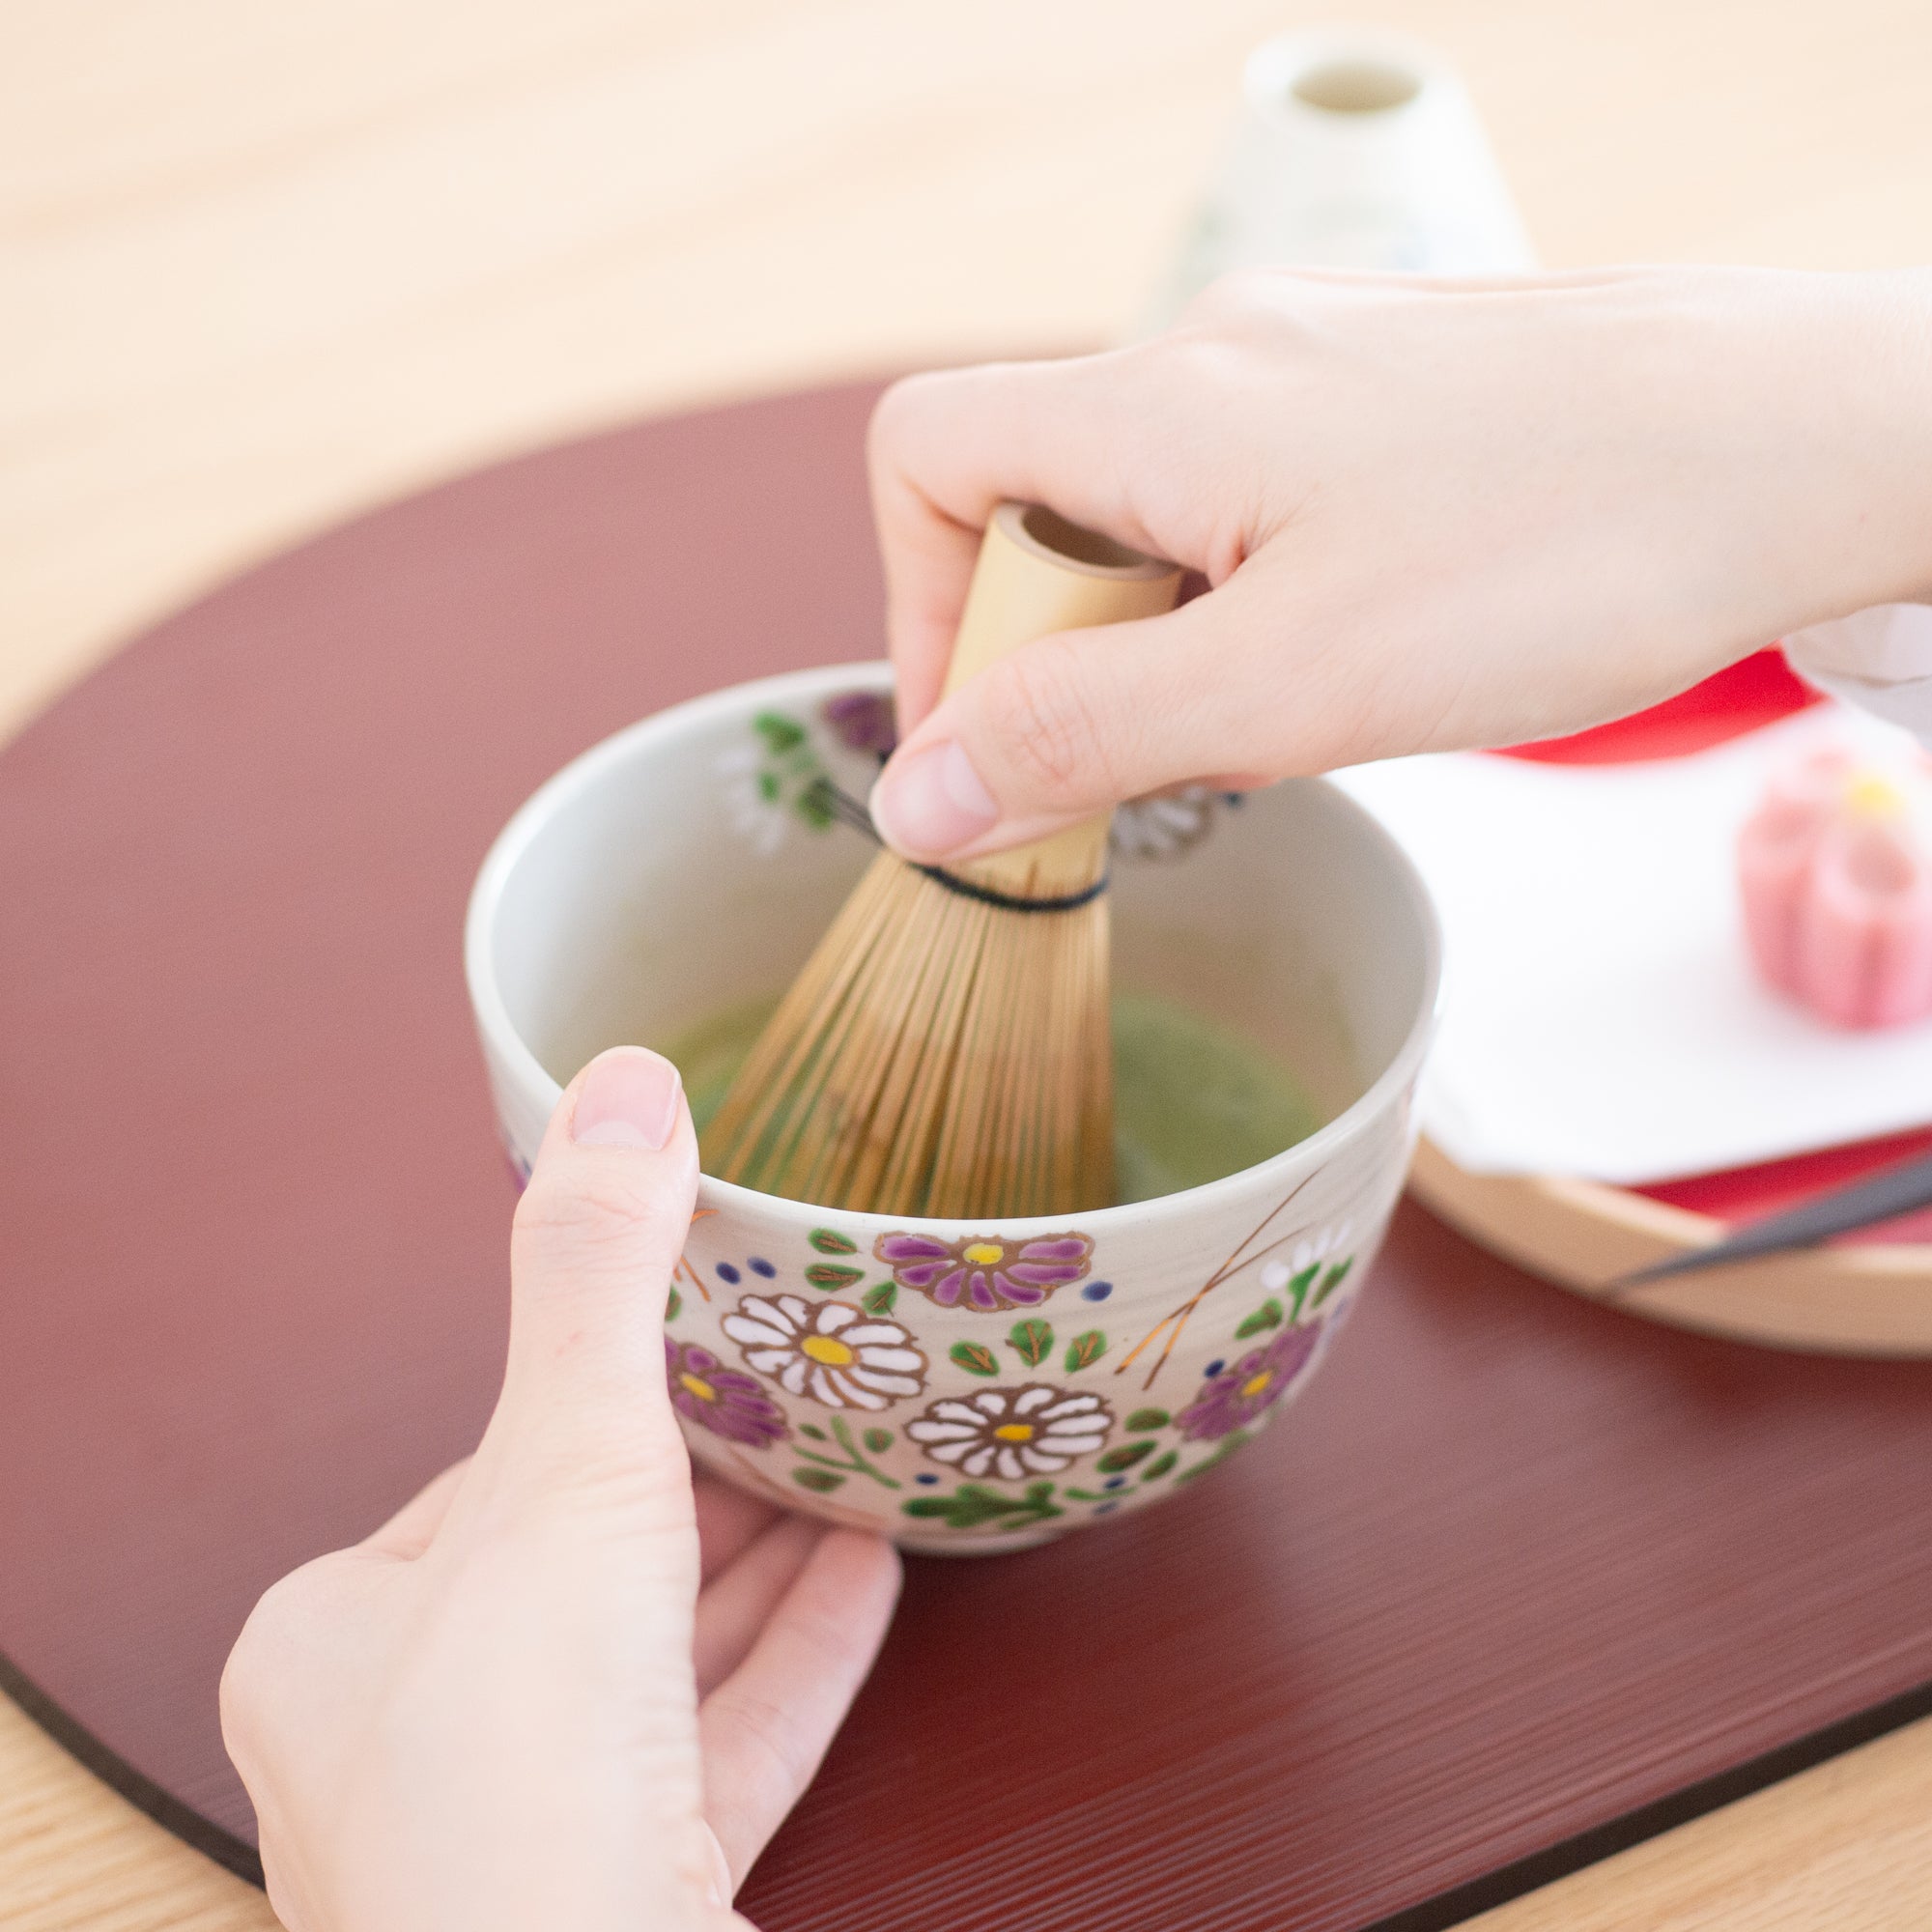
[1106,991,1324,1200]
[661,988,1323,1207]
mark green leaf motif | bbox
[1063,1329,1106,1372]
[808,1227,859,1257]
[1096,1439,1154,1473]
[792,1466,845,1493]
[1311,1257,1353,1307]
[950,1341,999,1378]
[1235,1298,1283,1340]
[1285,1263,1321,1316]
[794,1417,900,1488]
[666,1286,682,1321]
[1125,1406,1171,1434]
[1008,1319,1053,1368]
[902,1481,1063,1530]
[753,711,808,754]
[1175,1428,1252,1485]
[1141,1450,1179,1481]
[861,1280,898,1316]
[805,1262,864,1293]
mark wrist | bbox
[1707,269,1932,635]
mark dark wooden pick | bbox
[1612,1148,1932,1289]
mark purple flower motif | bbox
[666,1337,787,1448]
[874,1231,1093,1313]
[822,689,898,758]
[1176,1323,1323,1441]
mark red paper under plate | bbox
[1497,649,1821,765]
[1636,1127,1932,1245]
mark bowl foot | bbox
[894,1522,1068,1557]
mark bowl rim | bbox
[465,661,1444,1233]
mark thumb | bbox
[493,1046,698,1474]
[867,585,1279,865]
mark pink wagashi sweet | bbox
[1738,750,1932,1029]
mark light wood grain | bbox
[1467,1715,1932,1932]
[7,0,1932,1924]
[0,1700,270,1931]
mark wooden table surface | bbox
[6,1,1932,1924]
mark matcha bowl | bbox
[466,664,1441,1552]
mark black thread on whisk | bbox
[803,776,1110,914]
[911,863,1110,914]
[806,777,884,838]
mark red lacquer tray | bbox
[5,384,1932,1932]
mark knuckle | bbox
[502,1408,694,1523]
[1169,271,1318,380]
[867,372,943,469]
[512,1168,672,1277]
[867,376,911,448]
[981,640,1114,810]
[217,1624,265,1737]
[772,1595,853,1676]
[711,1689,811,1803]
[218,1560,325,1750]
[1178,267,1275,330]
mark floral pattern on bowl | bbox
[1176,1325,1325,1440]
[665,1337,787,1448]
[650,1176,1381,1550]
[874,1231,1093,1312]
[906,1384,1115,1481]
[718,693,1245,868]
[467,661,1442,1554]
[720,1293,927,1410]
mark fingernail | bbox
[572,1047,681,1151]
[869,738,999,860]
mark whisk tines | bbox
[700,503,1181,1219]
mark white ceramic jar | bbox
[1136,28,1535,337]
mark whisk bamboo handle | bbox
[943,504,1182,899]
[941,502,1182,695]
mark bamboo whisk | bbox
[701,502,1182,1218]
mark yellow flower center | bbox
[1845,772,1905,818]
[992,1422,1036,1442]
[678,1372,718,1403]
[800,1334,856,1367]
[1239,1370,1274,1399]
[962,1242,1006,1265]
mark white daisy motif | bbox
[717,741,788,857]
[906,1385,1114,1480]
[1260,1221,1353,1293]
[721,1293,926,1411]
[1110,785,1228,859]
[717,712,840,857]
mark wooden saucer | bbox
[1410,1138,1932,1357]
